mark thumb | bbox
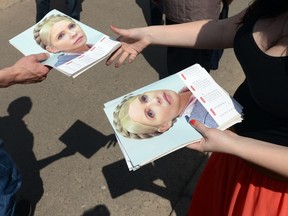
[189,119,208,136]
[34,53,50,62]
[110,25,128,38]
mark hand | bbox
[1,53,51,87]
[103,134,117,148]
[186,119,239,153]
[106,25,150,68]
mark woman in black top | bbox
[106,0,288,214]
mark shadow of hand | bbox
[103,134,117,148]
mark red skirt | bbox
[188,153,288,216]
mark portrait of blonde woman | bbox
[113,85,218,140]
[33,14,93,67]
[10,9,114,77]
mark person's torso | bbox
[234,16,288,118]
[233,15,288,145]
[163,0,222,23]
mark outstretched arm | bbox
[187,120,288,179]
[0,53,51,87]
[106,9,246,68]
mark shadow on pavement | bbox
[59,120,117,159]
[0,96,205,216]
[0,98,116,215]
[0,96,43,215]
[82,204,110,216]
[103,147,207,216]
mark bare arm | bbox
[187,120,288,179]
[107,9,246,67]
[0,53,51,87]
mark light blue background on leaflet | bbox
[9,9,106,67]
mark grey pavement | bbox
[0,0,247,215]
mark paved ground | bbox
[0,0,247,215]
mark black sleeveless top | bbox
[233,18,288,146]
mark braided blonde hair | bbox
[113,95,163,139]
[33,14,75,51]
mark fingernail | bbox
[189,119,196,125]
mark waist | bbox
[246,161,288,182]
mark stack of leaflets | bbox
[9,9,121,78]
[104,64,243,171]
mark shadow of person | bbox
[134,0,169,79]
[0,96,43,215]
[0,98,117,215]
[102,147,208,216]
[82,204,110,216]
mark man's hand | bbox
[0,53,51,87]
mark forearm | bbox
[143,12,243,49]
[0,54,50,87]
[144,20,213,48]
[225,136,288,178]
[0,67,16,88]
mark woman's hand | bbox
[186,119,239,153]
[106,25,150,68]
[188,120,288,179]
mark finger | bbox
[110,25,128,38]
[36,64,51,76]
[186,141,200,149]
[116,52,130,68]
[34,53,50,62]
[110,25,119,34]
[39,74,47,81]
[128,52,138,63]
[106,47,123,65]
[189,119,209,136]
[185,138,205,152]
